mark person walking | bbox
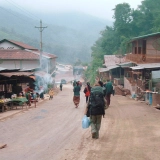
[49,88,54,100]
[73,81,81,108]
[60,83,63,91]
[24,84,33,106]
[83,82,91,103]
[104,79,113,107]
[112,84,115,96]
[84,81,106,139]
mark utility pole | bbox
[35,20,47,68]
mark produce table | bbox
[0,100,12,112]
[11,97,28,109]
[0,102,5,112]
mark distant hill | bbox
[0,7,112,63]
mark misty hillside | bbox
[0,7,111,64]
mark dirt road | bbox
[1,84,160,160]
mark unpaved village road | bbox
[1,84,160,160]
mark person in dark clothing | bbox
[83,82,91,103]
[104,79,113,107]
[73,81,81,108]
[60,83,63,91]
[84,81,107,139]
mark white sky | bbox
[1,0,142,20]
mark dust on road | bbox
[1,83,160,160]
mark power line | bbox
[0,6,30,23]
[4,0,40,21]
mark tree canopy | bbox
[86,0,160,85]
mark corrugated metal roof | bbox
[130,63,160,70]
[99,65,119,73]
[130,32,160,42]
[139,63,160,69]
[130,66,144,70]
[0,72,33,77]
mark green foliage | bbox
[86,0,160,84]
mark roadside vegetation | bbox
[86,0,160,84]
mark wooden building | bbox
[124,33,160,95]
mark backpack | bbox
[87,90,105,117]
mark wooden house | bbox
[124,33,160,95]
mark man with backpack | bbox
[104,79,113,107]
[84,81,106,139]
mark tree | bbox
[113,3,132,37]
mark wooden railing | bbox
[126,53,160,63]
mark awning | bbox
[0,72,33,77]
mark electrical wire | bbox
[0,6,31,23]
[4,0,40,21]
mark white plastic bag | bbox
[82,115,90,129]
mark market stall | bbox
[0,70,35,112]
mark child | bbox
[49,88,54,100]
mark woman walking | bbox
[83,82,91,103]
[73,81,81,108]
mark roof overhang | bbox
[0,72,33,77]
[130,63,160,70]
[128,32,160,43]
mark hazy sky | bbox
[1,0,142,20]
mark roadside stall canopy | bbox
[0,71,34,85]
[0,72,33,77]
[0,67,20,72]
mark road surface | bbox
[1,83,160,160]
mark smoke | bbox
[34,56,55,94]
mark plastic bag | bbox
[82,115,90,129]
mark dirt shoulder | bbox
[1,84,160,160]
